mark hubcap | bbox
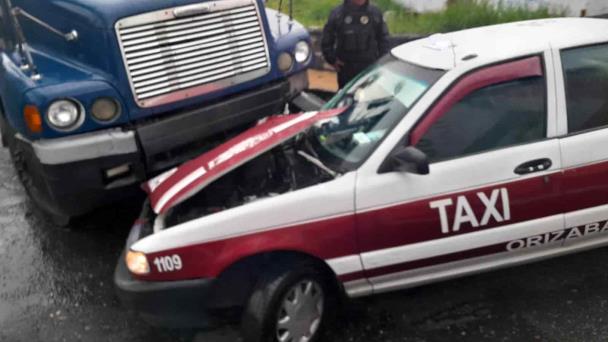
[276,279,324,342]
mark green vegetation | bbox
[265,0,561,34]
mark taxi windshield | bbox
[311,55,445,172]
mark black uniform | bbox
[321,0,390,88]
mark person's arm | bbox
[321,9,338,66]
[376,12,391,56]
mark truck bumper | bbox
[14,131,144,216]
[114,250,227,329]
[13,74,307,217]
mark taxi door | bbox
[354,53,564,294]
[555,43,608,248]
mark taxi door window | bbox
[415,65,546,163]
[561,43,608,134]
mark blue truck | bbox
[0,0,312,224]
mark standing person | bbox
[321,0,390,88]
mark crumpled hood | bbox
[145,108,345,214]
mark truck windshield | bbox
[310,55,445,172]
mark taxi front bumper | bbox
[114,250,234,329]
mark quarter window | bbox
[416,76,546,162]
[561,44,608,134]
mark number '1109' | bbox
[153,255,183,273]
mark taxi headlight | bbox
[91,97,121,122]
[47,99,83,131]
[126,250,150,275]
[294,41,311,63]
[278,52,294,72]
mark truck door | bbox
[354,53,564,293]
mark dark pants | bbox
[337,61,373,89]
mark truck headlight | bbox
[278,52,294,72]
[294,41,311,63]
[126,250,150,275]
[91,97,121,122]
[47,99,83,131]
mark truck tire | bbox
[241,260,335,342]
[0,110,8,148]
[7,136,71,226]
[0,106,69,225]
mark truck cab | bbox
[0,0,312,223]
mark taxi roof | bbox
[392,17,608,70]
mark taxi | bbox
[115,18,608,342]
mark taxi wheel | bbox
[241,261,334,342]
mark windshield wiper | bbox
[297,150,339,178]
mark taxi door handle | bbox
[514,158,552,175]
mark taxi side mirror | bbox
[382,146,430,175]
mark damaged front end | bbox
[164,138,336,227]
[140,108,346,233]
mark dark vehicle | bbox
[0,0,312,223]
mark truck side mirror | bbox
[382,146,430,175]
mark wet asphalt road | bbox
[2,146,608,342]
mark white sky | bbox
[393,0,608,16]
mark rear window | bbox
[561,43,608,134]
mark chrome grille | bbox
[116,0,271,108]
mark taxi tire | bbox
[241,261,334,342]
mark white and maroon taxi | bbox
[115,18,608,341]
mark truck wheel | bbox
[0,113,8,147]
[0,124,7,147]
[241,261,334,342]
[8,138,71,226]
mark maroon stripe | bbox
[364,243,505,279]
[344,222,608,282]
[338,271,367,283]
[561,160,608,213]
[139,214,358,281]
[356,172,562,254]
